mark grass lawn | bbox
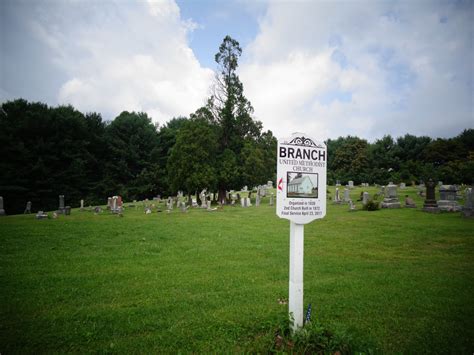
[1,186,473,353]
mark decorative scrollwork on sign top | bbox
[287,136,323,148]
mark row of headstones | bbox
[38,195,72,219]
[140,185,276,214]
[0,184,276,218]
[332,181,473,216]
[242,180,273,191]
[0,195,72,218]
[336,180,409,189]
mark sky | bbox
[1,0,473,142]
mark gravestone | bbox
[348,200,356,211]
[423,179,439,212]
[58,195,66,214]
[381,183,401,208]
[462,188,473,218]
[167,197,173,210]
[241,197,246,207]
[200,189,207,208]
[242,186,248,192]
[348,181,354,188]
[64,206,71,215]
[343,188,350,202]
[335,180,341,187]
[437,185,461,212]
[206,200,211,210]
[36,211,48,219]
[255,193,260,207]
[362,192,369,205]
[24,201,32,214]
[405,196,416,208]
[111,196,119,213]
[80,199,84,211]
[333,188,342,204]
[269,193,274,206]
[94,206,102,213]
[400,182,406,189]
[417,184,425,197]
[267,181,273,188]
[0,196,5,216]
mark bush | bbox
[363,200,380,211]
[272,315,358,354]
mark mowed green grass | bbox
[1,187,473,353]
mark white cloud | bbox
[27,0,213,124]
[240,1,473,141]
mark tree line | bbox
[0,36,277,214]
[327,130,473,186]
[0,36,472,214]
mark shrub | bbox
[272,315,357,354]
[363,200,380,211]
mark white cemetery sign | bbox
[276,132,327,331]
[277,133,327,223]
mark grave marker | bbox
[423,179,439,213]
[437,185,461,211]
[0,196,5,216]
[462,188,473,218]
[24,201,32,214]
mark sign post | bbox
[276,133,327,331]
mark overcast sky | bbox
[1,0,473,141]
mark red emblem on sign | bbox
[278,178,283,191]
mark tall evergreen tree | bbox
[203,35,276,202]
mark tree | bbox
[330,136,370,184]
[167,118,218,195]
[103,111,160,200]
[156,117,189,196]
[0,99,107,213]
[203,35,276,202]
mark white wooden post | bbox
[289,221,304,331]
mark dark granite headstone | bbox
[0,196,5,216]
[423,179,439,213]
[58,195,66,214]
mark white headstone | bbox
[362,192,369,205]
[343,188,350,202]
